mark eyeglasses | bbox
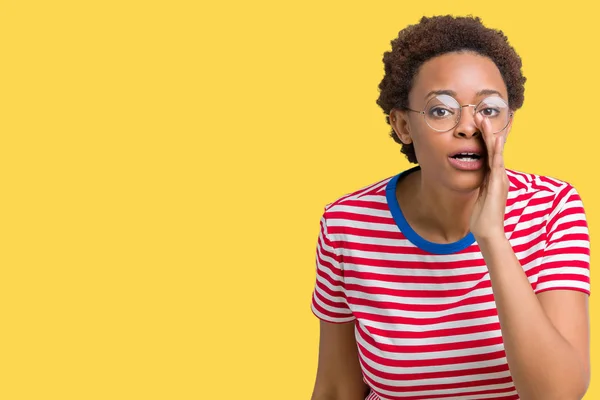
[405,94,513,133]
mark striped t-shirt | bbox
[311,166,591,400]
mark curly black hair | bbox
[376,15,527,163]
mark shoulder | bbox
[507,168,579,197]
[506,168,573,192]
[322,174,397,216]
[506,168,584,213]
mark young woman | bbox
[310,15,591,400]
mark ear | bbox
[505,110,515,140]
[389,108,413,145]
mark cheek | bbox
[412,132,448,163]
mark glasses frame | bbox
[405,95,514,133]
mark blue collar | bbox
[385,166,476,254]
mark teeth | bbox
[452,152,480,162]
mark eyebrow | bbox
[424,89,504,100]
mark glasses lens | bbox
[424,95,461,131]
[475,97,510,133]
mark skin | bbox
[391,51,512,244]
[311,51,590,400]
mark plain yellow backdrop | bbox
[1,1,599,399]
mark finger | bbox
[488,136,508,198]
[475,114,494,168]
[492,135,505,170]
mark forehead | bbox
[410,51,508,102]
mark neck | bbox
[400,169,480,244]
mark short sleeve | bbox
[535,185,591,295]
[311,213,355,323]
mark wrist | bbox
[474,231,509,249]
[475,234,513,273]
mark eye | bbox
[479,107,500,117]
[428,107,454,119]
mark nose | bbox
[453,106,480,139]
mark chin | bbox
[446,169,486,193]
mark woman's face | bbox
[391,51,513,193]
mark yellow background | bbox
[1,1,599,399]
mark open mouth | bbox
[450,152,482,161]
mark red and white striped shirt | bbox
[311,166,590,400]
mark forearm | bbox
[310,394,363,400]
[478,237,588,400]
[311,386,368,400]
